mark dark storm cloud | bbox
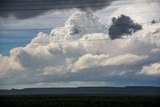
[109,15,142,39]
[0,0,115,19]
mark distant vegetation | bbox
[0,95,160,107]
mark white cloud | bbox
[0,8,160,88]
[31,32,50,44]
[151,48,160,53]
[0,56,22,78]
[71,54,109,72]
[71,53,147,72]
[140,63,160,76]
[103,54,148,65]
[50,10,108,40]
[111,1,160,23]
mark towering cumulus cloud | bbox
[0,9,160,88]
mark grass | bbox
[0,95,160,107]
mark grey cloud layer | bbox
[0,0,114,19]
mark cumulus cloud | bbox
[140,63,160,76]
[71,54,147,72]
[50,10,108,40]
[0,9,160,88]
[102,54,148,65]
[151,48,160,53]
[0,56,22,78]
[71,54,109,72]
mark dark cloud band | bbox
[0,0,114,19]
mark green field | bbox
[0,95,159,107]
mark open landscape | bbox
[0,87,160,107]
[0,95,160,107]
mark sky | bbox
[0,0,160,89]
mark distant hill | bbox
[0,86,160,96]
